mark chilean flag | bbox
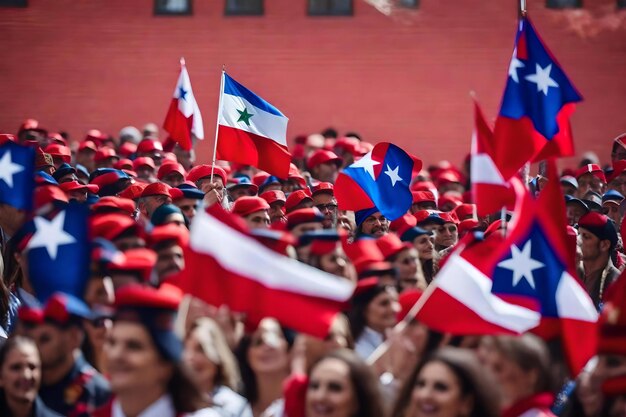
[493,17,582,180]
[470,100,514,217]
[216,73,291,179]
[335,142,418,221]
[163,58,204,151]
[178,205,355,338]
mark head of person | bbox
[611,134,626,162]
[391,347,501,417]
[479,334,553,409]
[231,196,271,229]
[434,213,459,250]
[377,233,426,291]
[173,184,205,222]
[158,162,187,188]
[578,212,618,265]
[139,182,173,220]
[305,231,355,281]
[560,175,578,197]
[602,190,624,226]
[151,204,186,228]
[105,285,205,413]
[0,336,41,412]
[227,176,258,202]
[151,224,188,284]
[235,317,293,404]
[355,208,389,238]
[183,317,242,393]
[307,150,343,183]
[565,196,589,226]
[186,165,226,194]
[287,208,325,239]
[576,164,607,198]
[411,191,438,214]
[312,183,338,229]
[347,279,399,340]
[305,349,384,417]
[106,248,156,290]
[260,190,287,224]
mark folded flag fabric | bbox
[0,141,35,210]
[216,73,291,178]
[179,205,355,338]
[335,142,416,221]
[23,203,90,302]
[163,58,204,151]
[493,17,582,180]
[470,100,514,217]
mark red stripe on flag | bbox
[216,125,291,179]
[334,173,375,212]
[163,98,193,150]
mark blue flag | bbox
[24,203,90,302]
[0,141,35,210]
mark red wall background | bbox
[0,0,624,169]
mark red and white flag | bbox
[163,58,204,151]
[178,205,355,338]
[470,100,514,217]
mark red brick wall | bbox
[0,0,624,168]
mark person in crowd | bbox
[305,231,356,281]
[311,183,338,229]
[377,233,427,292]
[0,335,63,417]
[390,347,501,417]
[231,197,271,230]
[307,150,342,183]
[355,209,389,238]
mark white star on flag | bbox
[0,150,25,188]
[497,241,544,289]
[384,164,403,187]
[508,52,525,83]
[351,151,380,180]
[26,211,76,260]
[525,63,559,96]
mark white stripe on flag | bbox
[556,271,598,322]
[436,253,541,333]
[190,210,354,301]
[471,154,507,185]
[219,93,288,146]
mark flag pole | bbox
[210,65,226,183]
[519,0,527,17]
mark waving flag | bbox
[163,58,204,151]
[492,163,597,374]
[335,142,416,221]
[216,73,291,178]
[493,17,582,180]
[24,203,90,302]
[470,100,514,217]
[0,141,35,210]
[179,205,355,338]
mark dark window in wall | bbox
[398,0,420,8]
[154,0,192,15]
[0,0,27,7]
[308,0,353,16]
[225,0,263,15]
[546,0,582,8]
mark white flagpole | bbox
[210,66,225,183]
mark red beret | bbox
[286,208,324,230]
[141,182,172,198]
[458,218,480,235]
[307,149,343,170]
[91,213,141,241]
[108,249,157,282]
[312,182,334,196]
[91,196,136,217]
[575,164,606,183]
[186,164,227,184]
[158,162,186,180]
[439,211,459,225]
[118,141,138,157]
[453,203,476,221]
[252,172,270,188]
[438,192,463,210]
[119,182,148,200]
[34,185,69,208]
[133,157,156,171]
[376,233,412,260]
[94,147,119,163]
[115,158,134,171]
[389,214,417,237]
[44,144,71,163]
[85,129,109,145]
[412,190,436,204]
[137,139,163,154]
[78,140,98,153]
[59,180,99,194]
[231,196,270,217]
[150,223,189,248]
[115,283,181,310]
[285,189,313,213]
[260,190,286,205]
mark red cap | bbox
[310,239,339,256]
[91,196,136,216]
[251,229,297,256]
[453,203,476,221]
[435,169,463,185]
[141,182,172,198]
[438,211,459,225]
[286,208,325,230]
[307,149,343,170]
[78,140,98,153]
[414,210,445,225]
[137,139,163,154]
[412,190,436,204]
[118,182,148,200]
[47,133,67,146]
[85,129,109,145]
[285,189,313,213]
[19,118,47,134]
[94,147,119,163]
[115,283,181,309]
[150,223,189,247]
[186,164,227,184]
[252,172,270,188]
[260,190,286,205]
[115,158,134,171]
[158,162,186,180]
[133,157,156,170]
[334,136,365,156]
[34,185,69,208]
[458,218,480,235]
[613,133,626,150]
[91,214,142,241]
[231,196,270,217]
[312,182,334,196]
[59,180,99,194]
[438,193,463,210]
[108,249,156,282]
[389,214,418,238]
[397,289,423,322]
[44,144,71,163]
[118,141,138,157]
[376,233,412,260]
[575,164,606,183]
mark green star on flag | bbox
[236,107,254,127]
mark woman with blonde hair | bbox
[184,317,250,417]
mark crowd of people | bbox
[0,119,625,417]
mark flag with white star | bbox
[0,141,35,210]
[493,17,582,180]
[334,142,418,221]
[23,202,90,302]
